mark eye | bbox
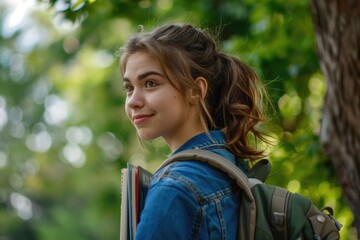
[145,80,158,88]
[123,83,134,93]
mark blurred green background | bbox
[0,0,356,239]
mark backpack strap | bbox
[271,187,291,240]
[156,149,256,240]
[157,149,254,200]
[249,159,271,183]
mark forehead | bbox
[123,52,162,79]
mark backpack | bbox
[157,149,342,240]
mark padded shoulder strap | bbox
[156,149,257,240]
[157,149,253,200]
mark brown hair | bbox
[119,24,269,161]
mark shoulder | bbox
[153,149,236,194]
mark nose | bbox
[126,89,144,110]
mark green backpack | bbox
[157,149,342,240]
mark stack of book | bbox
[120,163,153,240]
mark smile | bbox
[132,114,154,125]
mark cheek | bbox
[167,95,188,115]
[162,94,179,109]
[124,102,131,120]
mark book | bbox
[120,163,153,240]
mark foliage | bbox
[0,0,355,239]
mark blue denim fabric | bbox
[136,130,247,240]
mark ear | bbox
[195,77,208,99]
[188,77,208,104]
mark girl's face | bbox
[123,52,204,151]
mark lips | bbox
[132,114,154,125]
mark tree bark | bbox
[310,0,360,236]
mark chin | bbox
[137,132,159,141]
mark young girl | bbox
[120,23,268,239]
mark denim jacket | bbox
[135,130,248,240]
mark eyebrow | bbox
[123,71,165,82]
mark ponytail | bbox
[203,53,269,161]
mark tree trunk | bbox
[310,0,360,236]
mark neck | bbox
[166,128,206,152]
[164,103,206,152]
